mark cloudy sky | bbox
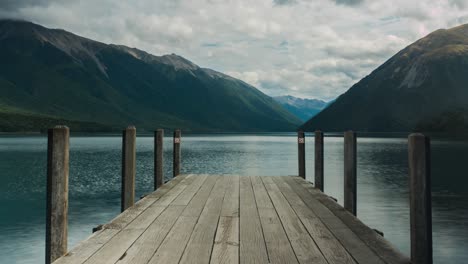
[1,0,468,100]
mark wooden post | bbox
[408,133,433,264]
[298,130,305,179]
[173,129,181,177]
[315,130,324,191]
[46,126,69,264]
[154,129,164,190]
[121,126,136,212]
[344,131,357,215]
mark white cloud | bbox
[1,0,467,100]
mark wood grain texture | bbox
[179,176,228,264]
[314,130,324,191]
[122,126,136,212]
[252,176,298,264]
[291,177,410,264]
[285,176,385,264]
[83,176,197,264]
[344,131,357,215]
[52,175,411,264]
[408,134,432,264]
[273,177,355,264]
[46,126,69,264]
[262,177,327,264]
[210,216,239,264]
[173,129,181,177]
[298,131,305,179]
[149,176,221,264]
[211,176,240,264]
[53,176,188,264]
[154,129,164,190]
[115,205,185,264]
[239,176,269,264]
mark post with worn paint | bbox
[315,130,324,191]
[408,133,433,264]
[154,129,164,190]
[173,129,181,177]
[344,131,357,215]
[121,126,136,212]
[46,126,69,264]
[298,130,305,179]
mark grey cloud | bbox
[335,0,364,6]
[273,0,297,6]
[0,0,51,11]
[450,0,468,8]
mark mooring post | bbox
[154,129,164,190]
[121,126,136,212]
[298,130,305,179]
[344,130,357,215]
[315,130,324,191]
[408,133,433,264]
[173,129,181,177]
[46,126,69,264]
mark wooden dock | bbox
[46,127,433,264]
[53,174,409,264]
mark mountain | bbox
[0,19,301,132]
[302,23,468,133]
[273,95,328,121]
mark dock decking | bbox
[53,175,409,264]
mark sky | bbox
[1,0,468,101]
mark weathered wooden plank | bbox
[53,174,411,264]
[122,126,136,212]
[210,216,239,264]
[210,176,240,264]
[54,229,118,264]
[53,176,189,264]
[298,131,305,179]
[179,176,229,264]
[106,175,188,230]
[114,175,206,264]
[173,129,181,177]
[83,206,167,264]
[172,175,208,205]
[285,176,385,264]
[46,126,70,264]
[291,177,410,264]
[149,216,198,264]
[149,176,222,264]
[220,176,239,217]
[82,176,198,264]
[344,131,357,215]
[261,177,327,264]
[250,176,273,209]
[154,129,164,190]
[115,205,185,264]
[151,175,197,206]
[408,133,433,264]
[252,176,298,264]
[239,176,269,264]
[315,130,324,191]
[273,177,355,264]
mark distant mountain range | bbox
[273,95,328,121]
[0,20,301,132]
[302,23,468,134]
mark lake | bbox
[0,133,467,263]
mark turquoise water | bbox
[0,133,467,263]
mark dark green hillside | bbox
[302,23,468,133]
[0,20,300,132]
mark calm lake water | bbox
[0,133,467,263]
